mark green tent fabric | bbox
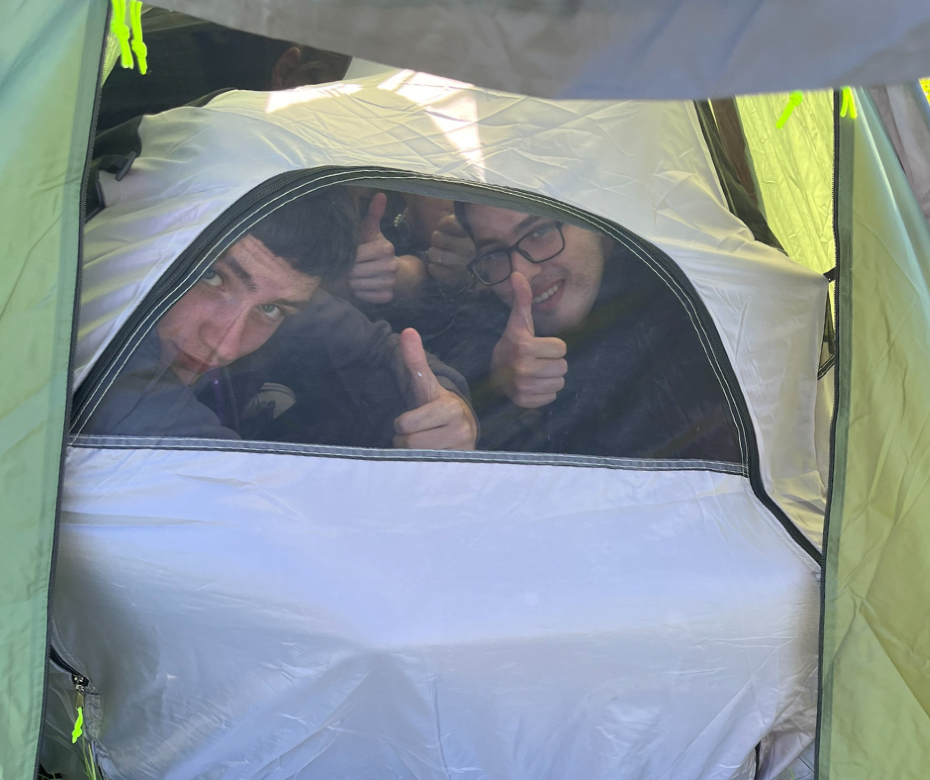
[0,0,106,776]
[736,91,836,277]
[819,88,930,777]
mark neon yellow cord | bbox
[776,91,804,128]
[71,706,84,744]
[840,86,857,119]
[130,0,148,75]
[110,0,133,69]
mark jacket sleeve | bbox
[281,290,473,407]
[82,368,240,440]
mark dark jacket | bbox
[84,290,471,448]
[434,244,744,463]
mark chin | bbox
[539,311,580,335]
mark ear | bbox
[270,47,304,90]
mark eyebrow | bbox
[273,297,311,311]
[222,256,257,293]
[475,214,545,250]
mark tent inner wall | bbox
[45,16,822,777]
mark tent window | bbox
[77,181,744,467]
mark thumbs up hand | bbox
[490,272,568,408]
[349,193,400,304]
[426,214,475,287]
[394,328,478,450]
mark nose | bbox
[510,251,541,282]
[201,305,250,366]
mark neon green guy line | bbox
[776,91,804,128]
[110,0,133,69]
[840,86,857,119]
[130,0,148,75]
[71,706,85,744]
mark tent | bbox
[2,1,930,779]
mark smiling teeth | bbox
[533,282,561,304]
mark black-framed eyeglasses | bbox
[468,221,566,286]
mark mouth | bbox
[532,280,563,304]
[173,349,217,376]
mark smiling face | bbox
[466,204,607,335]
[156,234,320,385]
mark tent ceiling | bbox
[152,0,930,99]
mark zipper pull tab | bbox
[71,704,84,744]
[71,672,89,743]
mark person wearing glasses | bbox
[448,202,743,462]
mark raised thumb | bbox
[505,271,535,338]
[400,328,441,407]
[360,192,388,242]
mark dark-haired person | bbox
[445,202,742,462]
[85,190,478,451]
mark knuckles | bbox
[357,237,396,262]
[355,289,394,304]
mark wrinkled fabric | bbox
[74,75,828,537]
[153,0,930,100]
[49,73,830,780]
[48,447,820,780]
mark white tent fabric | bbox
[46,73,826,779]
[72,72,829,538]
[154,0,930,99]
[49,451,819,780]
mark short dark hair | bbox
[248,187,356,281]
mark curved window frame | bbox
[71,166,821,562]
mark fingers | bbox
[506,391,560,409]
[491,305,569,408]
[395,328,478,450]
[352,231,397,303]
[360,192,388,242]
[427,245,471,268]
[428,216,475,268]
[505,360,567,407]
[514,357,568,380]
[354,236,397,266]
[394,393,458,434]
[504,272,535,338]
[434,214,468,238]
[352,289,394,305]
[393,393,477,450]
[400,328,441,407]
[349,254,399,280]
[525,338,567,361]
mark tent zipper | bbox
[38,3,111,779]
[813,88,845,780]
[49,646,101,778]
[49,646,91,693]
[70,167,821,565]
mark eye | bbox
[479,249,509,265]
[200,268,222,286]
[258,303,284,320]
[528,223,556,239]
